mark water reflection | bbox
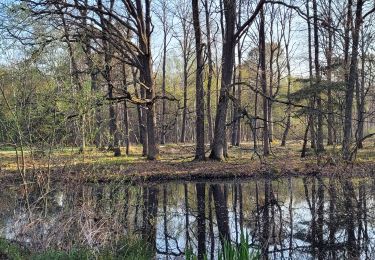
[1,176,375,259]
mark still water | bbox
[0,176,374,259]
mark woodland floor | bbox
[1,140,375,184]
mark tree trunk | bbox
[160,8,168,145]
[306,0,316,150]
[180,65,188,143]
[281,12,292,146]
[122,64,130,155]
[342,0,363,160]
[312,0,324,153]
[260,6,270,156]
[231,61,238,146]
[268,7,275,144]
[209,0,236,160]
[133,68,148,156]
[236,40,242,146]
[98,0,120,156]
[137,0,159,160]
[326,0,334,146]
[192,0,205,160]
[204,0,213,146]
[179,12,191,144]
[356,29,366,149]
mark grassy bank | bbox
[1,140,375,183]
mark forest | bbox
[0,0,375,259]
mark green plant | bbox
[185,234,259,260]
[31,248,93,260]
[219,234,260,260]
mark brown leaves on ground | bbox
[2,141,375,184]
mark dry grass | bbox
[1,139,375,183]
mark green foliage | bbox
[290,79,345,103]
[219,234,260,260]
[185,234,260,260]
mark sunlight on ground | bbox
[1,139,375,172]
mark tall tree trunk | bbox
[232,0,242,147]
[268,6,275,144]
[180,62,188,143]
[192,0,205,160]
[98,0,120,156]
[137,0,159,160]
[133,68,148,155]
[122,64,130,155]
[356,29,366,149]
[178,8,192,144]
[344,0,353,80]
[160,7,168,145]
[204,0,214,146]
[342,0,363,160]
[209,0,236,160]
[312,0,324,153]
[326,0,334,146]
[281,10,292,147]
[260,6,270,156]
[253,62,260,151]
[236,51,242,147]
[231,61,238,146]
[306,0,316,150]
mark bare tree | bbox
[210,0,265,160]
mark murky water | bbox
[1,176,374,259]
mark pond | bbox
[0,176,374,259]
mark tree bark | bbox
[342,0,363,160]
[122,64,130,155]
[192,0,205,160]
[306,0,316,150]
[98,0,120,156]
[137,0,159,160]
[312,0,324,153]
[260,6,270,156]
[204,0,214,147]
[356,29,366,149]
[209,0,236,160]
[160,4,168,145]
[326,0,334,146]
[281,10,292,147]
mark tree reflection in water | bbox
[1,177,375,259]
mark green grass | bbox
[0,237,152,260]
[219,234,260,260]
[0,238,28,260]
[186,234,260,260]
